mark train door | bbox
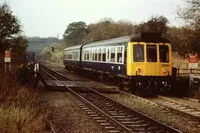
[146,44,159,75]
[106,47,111,62]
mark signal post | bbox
[4,50,11,72]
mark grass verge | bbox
[0,67,46,133]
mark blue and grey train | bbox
[63,32,173,94]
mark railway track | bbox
[116,90,200,131]
[149,96,200,122]
[45,118,58,133]
[40,63,182,133]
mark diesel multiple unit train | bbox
[63,32,173,94]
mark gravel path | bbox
[106,93,200,133]
[40,92,105,133]
[163,97,200,110]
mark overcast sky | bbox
[8,0,185,38]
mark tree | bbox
[10,36,28,55]
[177,0,200,54]
[135,16,169,37]
[178,0,200,26]
[85,18,135,42]
[167,26,193,56]
[0,3,28,55]
[63,21,87,46]
[86,19,120,42]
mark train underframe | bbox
[132,76,173,95]
[65,65,173,95]
[111,75,173,95]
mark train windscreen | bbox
[147,45,157,62]
[133,44,144,62]
[159,45,169,62]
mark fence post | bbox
[190,69,192,74]
[177,68,180,77]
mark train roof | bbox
[83,35,131,48]
[64,32,169,50]
[83,32,169,48]
[63,44,82,51]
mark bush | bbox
[0,68,46,133]
[16,64,31,85]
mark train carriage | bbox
[63,32,173,94]
[63,44,82,69]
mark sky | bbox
[7,0,185,38]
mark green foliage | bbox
[0,3,28,55]
[10,36,28,55]
[16,64,30,84]
[0,4,20,39]
[28,37,60,44]
[63,18,135,46]
[178,0,200,26]
[86,18,135,42]
[167,27,194,56]
[63,16,169,47]
[63,21,87,46]
[27,37,61,57]
[135,15,169,36]
[177,0,200,55]
[167,27,184,52]
[61,13,199,57]
[40,44,64,64]
[0,69,46,133]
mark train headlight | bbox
[162,81,169,87]
[136,68,141,73]
[163,68,167,73]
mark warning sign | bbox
[188,54,198,69]
[4,50,11,63]
[5,50,11,58]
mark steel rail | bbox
[40,64,182,133]
[41,67,133,132]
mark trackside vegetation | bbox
[0,68,46,133]
[61,0,200,57]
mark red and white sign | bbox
[5,50,11,58]
[4,50,11,63]
[188,54,198,69]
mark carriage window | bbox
[92,50,95,61]
[147,45,157,62]
[111,47,115,62]
[89,50,92,60]
[102,48,106,62]
[77,51,79,60]
[133,45,144,62]
[72,51,78,60]
[159,45,169,62]
[67,52,72,60]
[76,51,79,60]
[67,54,72,59]
[98,49,101,61]
[117,47,123,63]
[95,49,98,61]
[107,48,110,62]
[85,51,87,60]
[87,51,89,60]
[83,51,85,60]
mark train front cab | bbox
[127,42,172,94]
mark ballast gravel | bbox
[41,92,105,133]
[105,93,200,133]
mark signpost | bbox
[4,50,11,72]
[188,53,200,99]
[188,53,198,69]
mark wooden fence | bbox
[177,68,200,77]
